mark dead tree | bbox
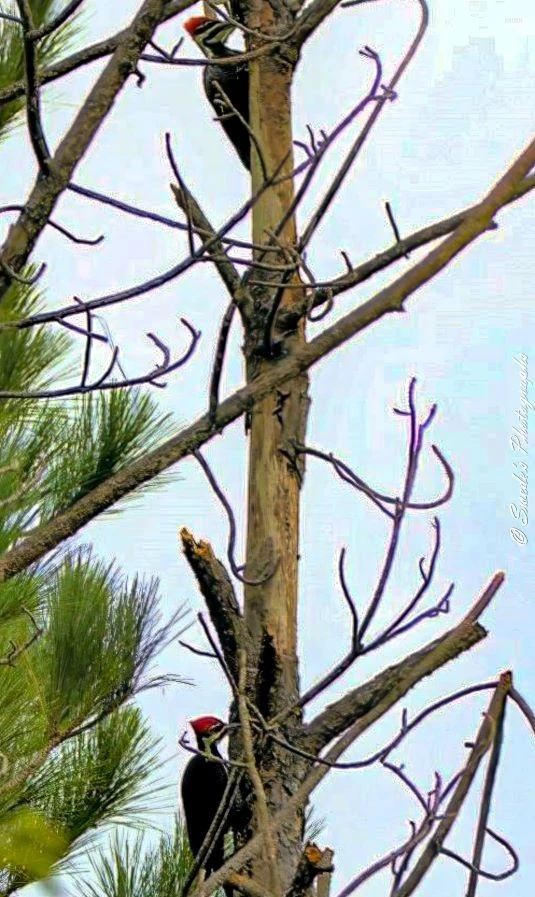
[0,1,534,895]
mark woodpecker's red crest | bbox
[190,715,224,735]
[184,16,210,37]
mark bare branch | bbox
[180,528,242,680]
[266,681,499,772]
[394,673,512,897]
[292,381,448,707]
[509,686,535,738]
[297,442,453,516]
[384,200,410,259]
[79,303,93,388]
[209,301,237,420]
[305,572,504,750]
[192,614,501,897]
[4,154,290,331]
[381,759,433,814]
[366,518,452,651]
[66,181,286,252]
[301,173,535,315]
[194,449,277,586]
[166,133,248,316]
[0,205,102,245]
[297,1,428,253]
[198,612,239,697]
[0,119,532,580]
[0,0,171,297]
[178,638,217,658]
[338,548,359,650]
[0,318,199,398]
[0,1,197,108]
[28,0,86,41]
[444,828,518,886]
[466,668,507,897]
[15,0,51,171]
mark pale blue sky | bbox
[2,1,534,895]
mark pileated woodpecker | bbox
[181,716,231,888]
[184,16,250,170]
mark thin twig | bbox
[509,686,535,737]
[28,0,85,40]
[299,1,429,252]
[79,301,93,388]
[366,518,453,650]
[385,200,410,259]
[465,688,507,896]
[193,449,277,585]
[442,827,518,883]
[0,607,43,667]
[0,205,104,245]
[212,77,267,180]
[1,118,533,576]
[393,672,512,897]
[16,0,51,172]
[197,611,238,697]
[0,319,200,398]
[209,301,237,421]
[338,548,359,651]
[178,639,217,658]
[358,380,437,642]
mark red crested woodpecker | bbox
[184,16,250,170]
[181,716,231,890]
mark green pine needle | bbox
[0,1,84,143]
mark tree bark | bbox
[239,2,309,890]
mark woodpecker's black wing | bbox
[203,61,250,170]
[181,753,229,874]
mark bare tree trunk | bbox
[240,2,310,889]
